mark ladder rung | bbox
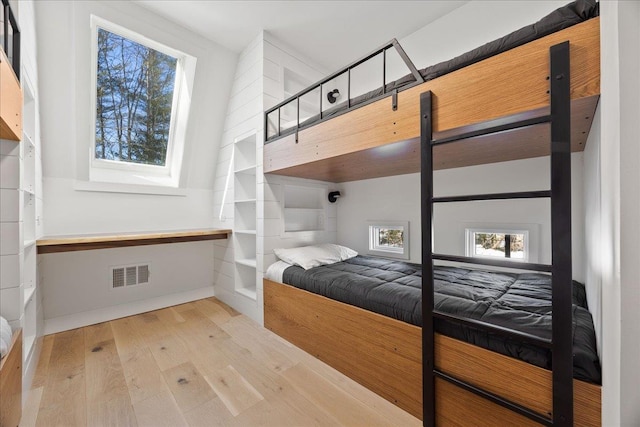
[434,371,553,426]
[432,253,552,272]
[433,190,550,203]
[431,115,552,145]
[433,311,553,348]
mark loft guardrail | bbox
[264,38,423,143]
[1,0,20,81]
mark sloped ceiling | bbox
[135,1,468,72]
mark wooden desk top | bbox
[36,229,232,254]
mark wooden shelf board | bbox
[36,229,232,254]
[236,287,257,300]
[236,258,257,268]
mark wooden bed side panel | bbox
[436,377,540,427]
[263,279,423,419]
[0,330,22,427]
[264,279,602,424]
[0,49,23,141]
[264,17,600,175]
[436,334,601,427]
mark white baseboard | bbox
[43,286,215,335]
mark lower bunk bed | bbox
[263,255,601,425]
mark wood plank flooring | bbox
[21,298,420,427]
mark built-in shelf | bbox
[23,287,36,308]
[233,130,258,300]
[235,230,257,235]
[234,165,257,175]
[23,335,36,361]
[23,239,36,248]
[236,258,257,268]
[236,287,257,300]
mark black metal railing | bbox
[1,0,20,81]
[264,38,423,143]
[422,41,573,426]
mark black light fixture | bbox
[327,89,340,104]
[328,191,341,203]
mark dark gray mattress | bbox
[269,0,599,141]
[281,255,601,384]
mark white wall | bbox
[40,242,215,333]
[33,0,237,331]
[593,2,640,425]
[337,155,585,279]
[35,0,237,235]
[259,36,338,323]
[583,103,602,359]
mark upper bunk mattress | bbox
[273,255,601,384]
[268,0,599,141]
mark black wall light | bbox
[328,191,341,203]
[327,89,340,104]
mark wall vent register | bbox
[111,264,150,288]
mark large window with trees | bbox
[95,28,177,166]
[90,16,196,188]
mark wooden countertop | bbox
[36,229,232,254]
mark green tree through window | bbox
[95,28,177,166]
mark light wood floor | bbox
[20,298,420,427]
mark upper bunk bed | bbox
[263,0,600,183]
[0,0,22,141]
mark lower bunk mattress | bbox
[266,255,601,384]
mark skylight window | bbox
[95,28,177,166]
[89,16,196,189]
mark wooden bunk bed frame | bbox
[264,18,599,184]
[0,0,22,141]
[263,13,601,427]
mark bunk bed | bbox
[0,0,22,141]
[263,0,601,425]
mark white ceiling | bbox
[135,1,468,72]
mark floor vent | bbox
[110,264,151,289]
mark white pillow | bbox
[273,244,357,270]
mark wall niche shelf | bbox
[233,131,258,301]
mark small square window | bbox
[367,221,409,260]
[466,228,529,261]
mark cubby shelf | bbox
[232,131,258,301]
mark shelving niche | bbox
[233,131,257,300]
[20,77,40,365]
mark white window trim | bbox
[88,15,196,189]
[367,220,409,260]
[465,227,530,262]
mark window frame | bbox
[89,15,195,188]
[465,227,530,262]
[367,220,409,260]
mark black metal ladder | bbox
[421,41,573,426]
